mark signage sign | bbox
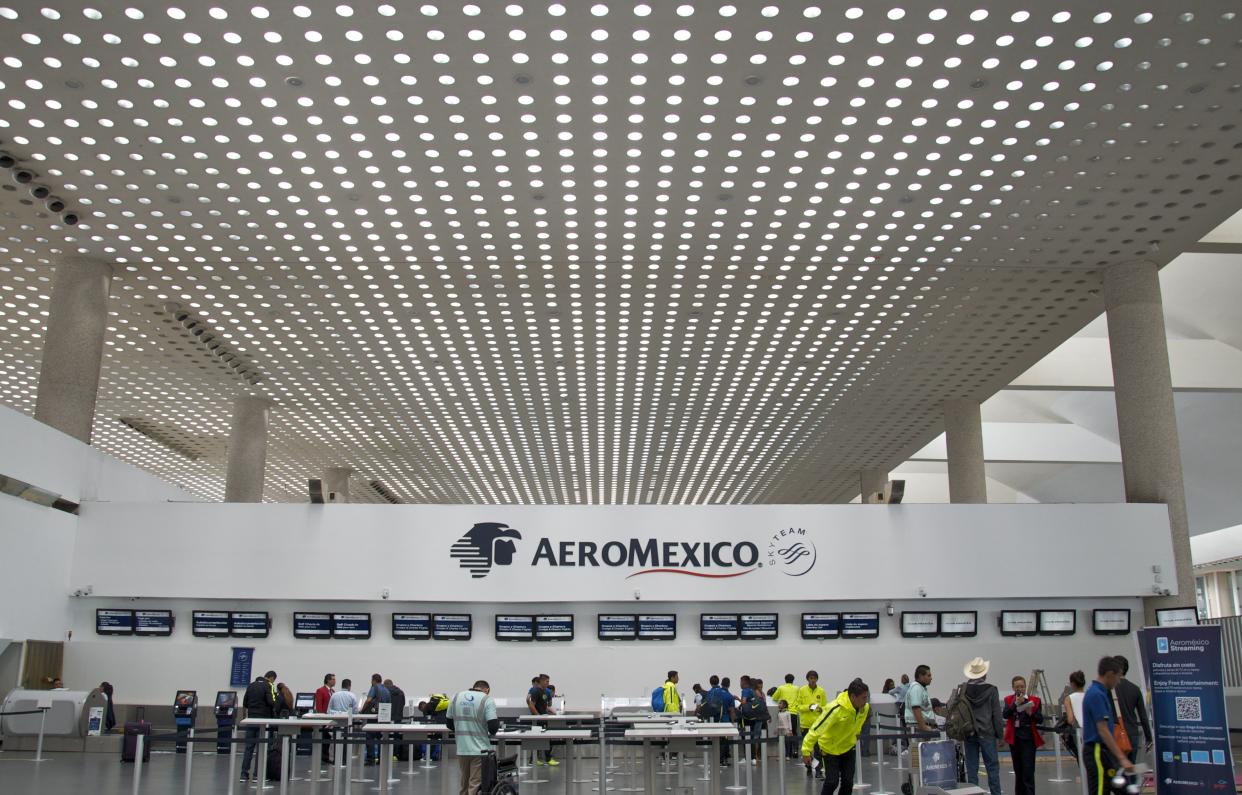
[534,615,574,641]
[496,615,535,642]
[739,613,778,640]
[841,613,880,639]
[432,614,472,640]
[637,614,676,640]
[598,614,638,641]
[801,613,840,640]
[331,613,371,639]
[939,611,978,638]
[134,610,174,637]
[392,613,431,640]
[96,609,134,636]
[999,611,1038,637]
[230,612,270,638]
[901,612,939,638]
[229,647,254,688]
[1138,625,1235,795]
[293,612,332,639]
[700,614,740,641]
[918,740,958,789]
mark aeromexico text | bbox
[531,537,760,569]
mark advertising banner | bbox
[918,740,958,788]
[1137,625,1235,795]
[229,647,254,688]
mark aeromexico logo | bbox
[450,523,817,580]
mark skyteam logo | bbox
[450,522,523,579]
[768,528,818,577]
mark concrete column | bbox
[859,469,888,504]
[33,256,116,444]
[943,398,987,504]
[1104,261,1193,621]
[224,396,272,503]
[322,467,353,503]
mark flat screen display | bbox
[637,614,677,640]
[295,692,315,710]
[598,614,638,640]
[535,615,574,641]
[1038,610,1077,636]
[841,612,880,639]
[332,613,371,639]
[293,612,332,639]
[939,611,978,638]
[392,613,431,640]
[1155,607,1199,627]
[134,610,174,637]
[700,613,740,640]
[96,609,135,636]
[495,615,535,641]
[999,611,1039,637]
[901,612,939,638]
[215,691,237,710]
[192,611,230,638]
[229,612,270,638]
[432,614,472,640]
[801,613,840,640]
[1092,609,1131,636]
[739,614,778,640]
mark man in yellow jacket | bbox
[802,680,871,795]
[661,670,681,713]
[796,670,830,775]
[772,673,801,760]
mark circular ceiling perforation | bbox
[0,2,1240,503]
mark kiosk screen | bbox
[432,614,472,640]
[295,692,315,710]
[535,615,574,641]
[96,609,135,636]
[293,613,332,639]
[135,610,174,636]
[597,614,638,640]
[215,691,237,710]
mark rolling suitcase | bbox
[121,721,151,763]
[266,743,285,781]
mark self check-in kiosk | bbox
[295,692,316,757]
[173,690,198,753]
[214,691,237,754]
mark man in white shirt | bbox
[328,679,359,714]
[904,666,936,733]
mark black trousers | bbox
[1084,742,1119,795]
[820,749,856,795]
[1009,738,1037,795]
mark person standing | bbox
[315,674,336,764]
[1003,675,1044,795]
[1112,656,1152,764]
[1082,657,1135,795]
[527,674,559,766]
[1062,670,1087,761]
[660,670,682,714]
[240,670,278,782]
[446,680,499,795]
[328,679,358,714]
[384,679,408,762]
[360,674,391,765]
[905,665,936,734]
[801,679,871,795]
[960,657,1004,795]
[742,677,769,764]
[797,670,829,777]
[773,673,801,760]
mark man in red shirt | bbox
[314,674,335,765]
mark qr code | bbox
[1175,697,1202,722]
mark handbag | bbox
[1110,691,1133,755]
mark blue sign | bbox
[919,740,958,789]
[1138,625,1236,795]
[229,647,254,688]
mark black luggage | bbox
[121,721,151,763]
[266,743,285,781]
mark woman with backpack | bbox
[740,677,770,764]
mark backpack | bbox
[651,686,665,712]
[945,684,976,741]
[704,688,727,721]
[739,694,769,723]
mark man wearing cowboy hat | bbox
[961,657,1005,795]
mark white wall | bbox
[63,595,1144,707]
[0,494,75,641]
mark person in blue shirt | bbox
[360,673,391,765]
[526,674,559,766]
[710,677,739,766]
[1081,657,1135,795]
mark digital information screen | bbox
[96,609,135,636]
[432,614,472,640]
[192,611,230,638]
[700,613,740,640]
[331,613,371,639]
[739,613,778,640]
[134,610,174,637]
[597,614,638,640]
[295,692,315,710]
[1038,610,1077,636]
[1155,607,1199,627]
[999,611,1039,637]
[637,614,677,640]
[293,612,332,639]
[841,612,880,639]
[939,611,978,638]
[535,615,574,641]
[495,615,535,641]
[229,612,270,638]
[901,612,940,638]
[801,613,840,640]
[1092,609,1131,636]
[392,613,431,640]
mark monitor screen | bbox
[901,612,939,638]
[841,612,880,639]
[939,611,978,638]
[175,690,197,708]
[1155,607,1199,627]
[801,613,840,640]
[1092,609,1131,636]
[432,614,472,640]
[215,691,237,709]
[229,612,270,638]
[739,614,778,640]
[192,611,230,638]
[700,613,740,640]
[1038,610,1076,636]
[597,614,638,641]
[637,614,676,640]
[534,615,574,641]
[999,611,1039,637]
[96,609,135,636]
[392,613,431,640]
[495,615,535,641]
[134,610,174,637]
[331,613,371,639]
[295,692,316,710]
[293,612,332,639]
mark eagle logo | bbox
[450,522,523,579]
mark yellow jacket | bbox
[661,681,681,713]
[801,691,870,757]
[773,683,800,715]
[795,684,829,729]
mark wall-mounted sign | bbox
[739,614,778,640]
[841,613,879,639]
[392,613,431,640]
[1155,607,1199,627]
[496,615,535,642]
[293,612,332,639]
[96,609,135,636]
[1092,608,1131,636]
[700,614,740,641]
[939,611,978,638]
[192,611,230,638]
[598,614,638,641]
[999,611,1039,637]
[432,614,472,641]
[1038,610,1076,636]
[801,613,840,640]
[134,610,174,637]
[534,615,574,642]
[229,612,270,638]
[331,613,371,639]
[637,614,676,640]
[901,612,940,638]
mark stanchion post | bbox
[132,733,145,795]
[1049,727,1072,783]
[854,738,871,791]
[35,707,48,763]
[597,717,607,791]
[778,737,786,792]
[184,733,194,795]
[228,725,237,795]
[279,735,289,795]
[873,736,894,795]
[744,744,754,794]
[726,737,746,791]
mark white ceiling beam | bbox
[910,422,1121,464]
[1007,338,1242,393]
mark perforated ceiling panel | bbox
[0,1,1240,503]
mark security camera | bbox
[45,197,65,213]
[11,168,34,184]
[381,588,390,600]
[886,602,895,616]
[62,213,79,225]
[917,587,927,598]
[633,589,641,601]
